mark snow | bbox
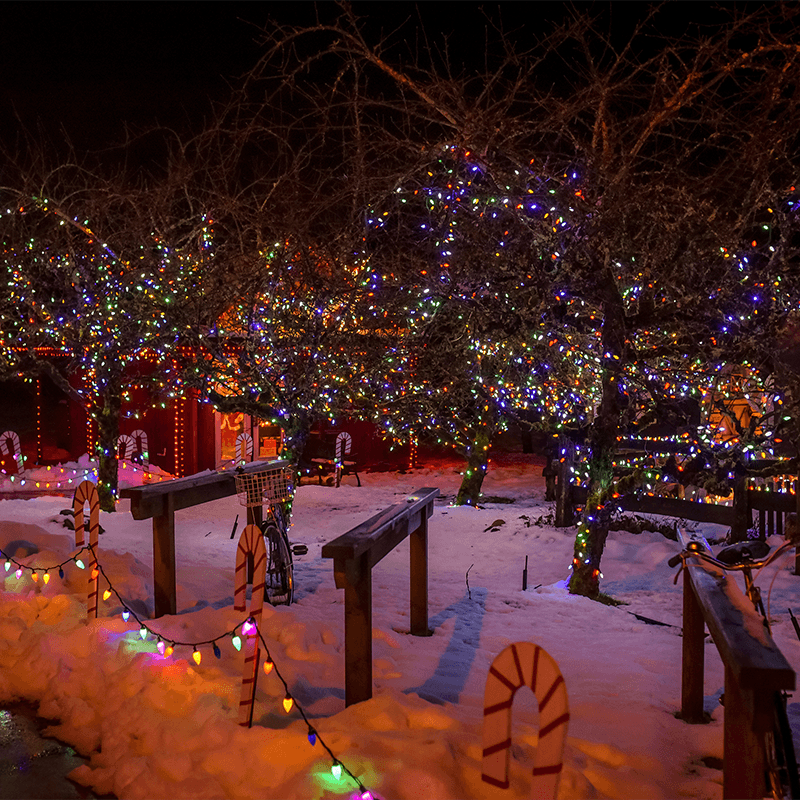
[1,451,800,799]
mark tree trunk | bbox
[454,424,493,506]
[568,273,626,598]
[281,410,312,502]
[95,385,122,512]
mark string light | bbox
[0,543,377,799]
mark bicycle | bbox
[669,537,800,800]
[234,464,306,606]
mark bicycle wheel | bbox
[262,523,293,606]
[765,691,800,799]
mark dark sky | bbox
[0,2,721,154]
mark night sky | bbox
[0,2,730,156]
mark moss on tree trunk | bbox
[455,424,493,506]
[95,386,122,513]
[568,274,625,598]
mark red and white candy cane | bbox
[482,642,569,799]
[116,434,135,460]
[73,480,101,619]
[130,429,149,465]
[234,524,267,727]
[0,430,24,474]
[235,432,253,463]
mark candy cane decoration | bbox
[0,431,24,474]
[482,642,569,799]
[334,431,352,487]
[73,480,101,619]
[235,432,253,463]
[234,524,267,727]
[116,434,135,460]
[130,429,149,465]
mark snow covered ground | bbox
[0,452,799,799]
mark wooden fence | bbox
[674,529,795,799]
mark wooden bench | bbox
[300,431,360,487]
[676,529,795,799]
[321,487,437,706]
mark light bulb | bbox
[4,561,10,572]
[231,634,242,651]
[43,572,50,585]
[164,644,174,657]
[58,567,64,579]
[282,694,293,713]
[331,763,342,780]
[139,626,147,640]
[122,610,130,622]
[15,568,22,579]
[307,730,316,746]
[192,648,202,665]
[75,559,85,570]
[30,571,38,582]
[213,642,221,659]
[103,589,112,601]
[157,639,166,655]
[91,568,99,580]
[242,618,256,636]
[263,659,274,675]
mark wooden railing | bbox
[120,460,288,617]
[321,487,437,706]
[675,529,795,799]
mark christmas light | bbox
[282,694,293,713]
[263,658,274,675]
[331,763,342,780]
[192,648,202,665]
[231,633,242,651]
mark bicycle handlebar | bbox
[669,540,794,574]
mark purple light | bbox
[242,618,257,636]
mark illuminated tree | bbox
[0,152,222,510]
[254,4,800,596]
[360,146,600,504]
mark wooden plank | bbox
[679,545,794,692]
[152,493,176,617]
[723,664,764,800]
[410,513,430,636]
[121,460,289,520]
[340,553,373,707]
[680,565,706,723]
[748,488,796,513]
[321,488,438,563]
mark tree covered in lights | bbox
[0,155,222,510]
[359,146,600,504]
[193,238,373,473]
[260,5,800,596]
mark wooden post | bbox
[555,437,574,528]
[680,568,706,723]
[152,493,176,617]
[410,513,431,636]
[795,478,800,575]
[722,665,763,800]
[340,554,372,707]
[731,476,751,542]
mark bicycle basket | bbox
[235,468,291,507]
